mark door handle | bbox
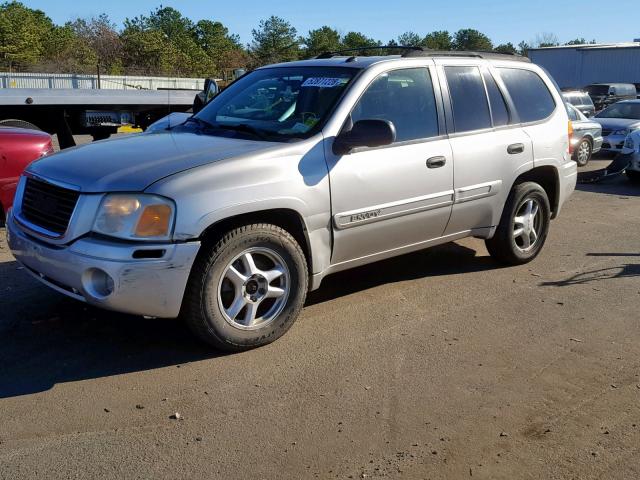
[426,156,446,168]
[507,143,525,154]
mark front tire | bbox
[485,182,551,265]
[573,138,592,166]
[182,224,308,352]
[627,169,640,184]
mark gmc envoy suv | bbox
[7,50,577,351]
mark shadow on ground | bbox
[541,252,640,287]
[0,241,499,398]
[307,242,500,305]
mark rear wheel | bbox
[0,119,41,131]
[182,223,308,352]
[485,182,551,265]
[573,138,592,166]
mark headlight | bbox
[612,129,629,136]
[93,194,175,241]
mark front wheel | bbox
[0,119,41,131]
[485,182,551,265]
[182,224,308,352]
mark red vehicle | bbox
[0,127,53,222]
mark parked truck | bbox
[0,88,199,148]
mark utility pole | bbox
[96,63,101,89]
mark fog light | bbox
[82,268,115,299]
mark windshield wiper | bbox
[184,117,272,140]
[184,116,216,130]
[215,123,270,140]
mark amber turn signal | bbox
[135,204,172,237]
[568,121,574,155]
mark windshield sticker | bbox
[301,77,346,88]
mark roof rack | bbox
[401,48,531,62]
[315,46,530,63]
[315,45,422,59]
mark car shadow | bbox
[0,252,222,398]
[0,240,502,399]
[576,174,640,197]
[307,241,501,305]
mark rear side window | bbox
[498,68,556,123]
[482,71,510,126]
[351,68,439,142]
[445,66,492,132]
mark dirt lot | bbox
[1,154,639,479]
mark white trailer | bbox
[0,88,196,148]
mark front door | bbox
[326,67,454,266]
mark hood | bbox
[593,117,640,130]
[27,130,280,192]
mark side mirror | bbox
[193,79,219,114]
[333,119,396,155]
[203,78,219,102]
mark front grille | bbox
[20,177,80,235]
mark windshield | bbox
[194,66,358,141]
[595,102,640,119]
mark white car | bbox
[621,129,640,183]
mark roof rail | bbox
[401,48,531,62]
[315,45,422,59]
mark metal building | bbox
[528,42,640,89]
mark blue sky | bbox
[22,0,638,46]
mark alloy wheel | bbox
[512,198,543,253]
[217,247,290,330]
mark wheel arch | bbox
[198,208,314,274]
[511,166,560,218]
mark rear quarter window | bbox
[498,68,556,123]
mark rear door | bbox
[437,60,533,235]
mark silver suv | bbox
[7,51,577,351]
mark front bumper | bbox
[7,212,200,318]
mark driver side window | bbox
[350,68,439,143]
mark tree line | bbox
[0,1,596,79]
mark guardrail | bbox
[0,72,204,91]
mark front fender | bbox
[146,141,333,275]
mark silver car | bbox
[593,100,640,153]
[7,51,577,351]
[567,103,602,166]
[620,129,640,183]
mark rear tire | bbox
[485,182,551,265]
[573,138,592,167]
[0,119,41,131]
[627,169,640,184]
[182,223,308,352]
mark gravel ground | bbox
[0,147,639,479]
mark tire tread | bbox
[182,223,308,351]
